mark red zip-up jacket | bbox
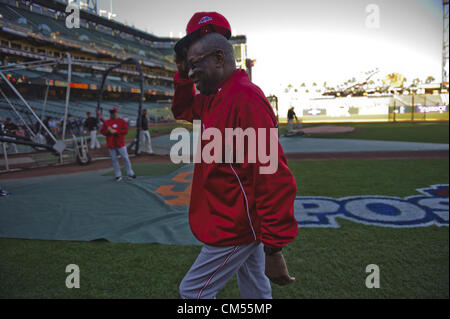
[172,69,298,248]
[100,118,128,148]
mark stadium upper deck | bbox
[0,0,179,122]
[0,0,176,69]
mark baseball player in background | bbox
[172,12,298,299]
[100,107,136,181]
[84,112,101,150]
[138,109,154,155]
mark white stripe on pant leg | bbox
[196,246,240,299]
[180,242,266,299]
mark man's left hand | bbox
[265,252,296,286]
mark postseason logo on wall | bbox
[294,184,449,228]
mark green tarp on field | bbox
[0,164,200,245]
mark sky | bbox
[97,0,445,95]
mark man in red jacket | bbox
[173,12,298,299]
[100,107,136,181]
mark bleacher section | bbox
[0,2,175,70]
[0,97,173,123]
[4,67,173,95]
[0,0,179,142]
[0,1,176,93]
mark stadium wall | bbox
[277,94,449,123]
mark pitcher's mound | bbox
[299,126,355,134]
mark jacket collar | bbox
[213,69,248,95]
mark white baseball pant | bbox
[109,146,134,178]
[179,241,272,299]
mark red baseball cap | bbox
[109,107,118,113]
[174,12,231,56]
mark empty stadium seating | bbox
[0,2,174,69]
[1,0,177,135]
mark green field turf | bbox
[96,123,192,142]
[278,112,449,124]
[125,123,192,140]
[288,158,449,197]
[115,121,450,144]
[278,121,449,144]
[0,158,448,299]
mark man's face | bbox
[110,112,117,119]
[187,41,219,95]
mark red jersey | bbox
[100,117,128,148]
[172,69,298,248]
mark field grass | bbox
[278,112,449,124]
[121,121,449,144]
[278,121,449,144]
[125,123,192,140]
[0,158,448,299]
[288,158,449,197]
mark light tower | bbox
[443,0,449,88]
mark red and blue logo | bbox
[294,184,449,228]
[198,16,213,24]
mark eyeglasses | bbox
[187,49,218,71]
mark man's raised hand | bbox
[175,48,189,79]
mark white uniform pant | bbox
[109,146,134,178]
[89,130,101,149]
[138,129,153,154]
[179,241,272,299]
